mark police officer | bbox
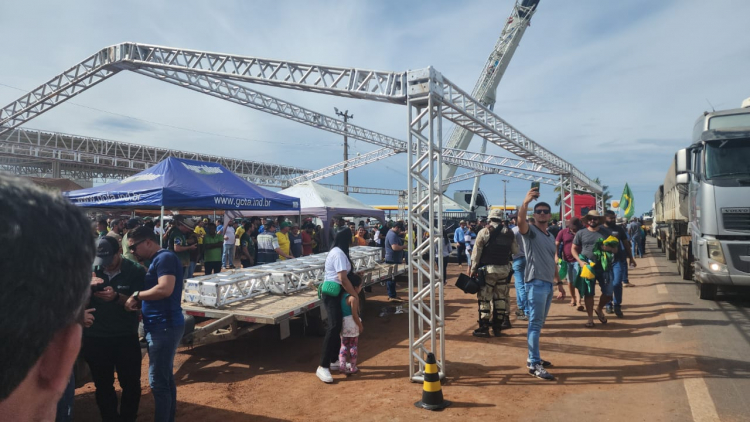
[470,208,519,337]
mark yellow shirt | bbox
[235,226,245,245]
[194,226,206,244]
[277,231,290,260]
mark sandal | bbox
[595,309,608,324]
[576,305,586,312]
[584,321,595,328]
[569,300,577,307]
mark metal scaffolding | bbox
[0,42,606,382]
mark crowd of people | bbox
[0,171,654,422]
[460,189,649,380]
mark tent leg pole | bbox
[160,206,164,248]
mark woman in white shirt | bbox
[316,228,360,384]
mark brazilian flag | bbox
[620,183,635,219]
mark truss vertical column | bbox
[596,193,604,213]
[561,175,576,221]
[406,67,445,382]
[51,160,61,178]
[397,191,407,221]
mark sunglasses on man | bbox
[534,209,551,215]
[129,239,146,252]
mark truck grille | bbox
[723,213,750,231]
[727,244,750,273]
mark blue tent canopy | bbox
[65,157,300,211]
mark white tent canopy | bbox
[232,181,386,250]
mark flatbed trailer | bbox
[182,262,406,346]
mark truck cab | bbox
[676,104,750,299]
[453,190,490,219]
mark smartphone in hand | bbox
[530,181,541,199]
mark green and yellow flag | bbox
[619,183,635,219]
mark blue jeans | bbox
[632,238,643,258]
[187,261,196,279]
[146,325,185,422]
[526,279,554,366]
[564,261,579,284]
[610,260,626,307]
[512,257,528,315]
[623,264,630,284]
[385,261,399,298]
[222,244,235,267]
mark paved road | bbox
[644,237,750,422]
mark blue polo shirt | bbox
[454,227,466,244]
[142,249,184,329]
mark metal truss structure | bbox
[286,148,399,185]
[320,183,403,196]
[0,127,307,183]
[0,42,606,381]
[442,0,540,184]
[406,68,445,381]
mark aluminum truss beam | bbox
[115,43,407,102]
[436,76,602,193]
[129,66,554,185]
[442,171,484,186]
[0,139,288,188]
[0,50,120,131]
[319,184,405,196]
[0,127,308,178]
[285,148,399,186]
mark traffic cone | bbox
[414,353,451,411]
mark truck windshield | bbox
[705,139,750,179]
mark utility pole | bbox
[501,179,509,219]
[334,107,354,195]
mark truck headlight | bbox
[706,240,725,264]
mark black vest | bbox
[479,227,513,266]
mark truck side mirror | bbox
[676,173,690,185]
[675,149,690,173]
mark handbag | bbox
[455,273,483,294]
[317,280,342,298]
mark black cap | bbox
[94,236,120,267]
[126,218,141,230]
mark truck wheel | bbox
[697,283,717,300]
[679,245,692,280]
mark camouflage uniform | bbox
[470,219,519,337]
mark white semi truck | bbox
[654,99,750,299]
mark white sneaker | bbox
[329,360,341,371]
[316,366,333,383]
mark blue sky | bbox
[1,0,749,215]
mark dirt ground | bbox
[73,239,714,421]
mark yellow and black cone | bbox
[414,353,451,411]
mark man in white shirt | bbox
[222,220,237,269]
